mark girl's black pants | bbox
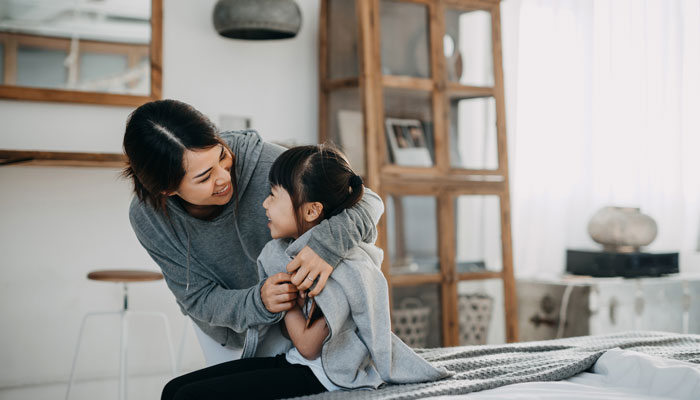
[161,353,327,400]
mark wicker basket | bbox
[392,297,431,348]
[458,293,493,345]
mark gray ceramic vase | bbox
[587,206,657,253]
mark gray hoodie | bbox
[250,229,451,390]
[129,130,384,348]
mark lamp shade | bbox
[213,0,302,40]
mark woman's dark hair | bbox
[269,144,364,236]
[122,99,235,211]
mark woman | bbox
[123,99,383,363]
[161,145,447,399]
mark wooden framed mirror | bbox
[0,0,162,106]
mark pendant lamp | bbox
[213,0,302,40]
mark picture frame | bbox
[385,118,433,167]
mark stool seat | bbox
[87,270,163,283]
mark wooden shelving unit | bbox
[0,150,126,168]
[319,0,518,346]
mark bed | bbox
[300,331,700,399]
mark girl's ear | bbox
[302,202,324,222]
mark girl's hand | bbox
[261,272,297,313]
[286,246,333,297]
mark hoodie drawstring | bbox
[186,228,191,293]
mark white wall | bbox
[0,0,320,390]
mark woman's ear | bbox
[302,202,323,222]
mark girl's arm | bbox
[284,300,329,360]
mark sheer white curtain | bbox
[500,0,700,277]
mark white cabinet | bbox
[517,275,700,342]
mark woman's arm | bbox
[283,301,329,360]
[305,187,383,266]
[287,187,384,294]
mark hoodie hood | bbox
[225,130,265,204]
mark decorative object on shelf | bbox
[407,27,430,78]
[337,110,366,176]
[392,297,431,348]
[213,0,302,40]
[384,118,433,167]
[443,34,463,82]
[566,249,678,278]
[458,293,493,345]
[588,206,658,253]
[456,260,487,273]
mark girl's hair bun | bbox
[349,175,363,187]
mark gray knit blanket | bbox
[298,331,700,399]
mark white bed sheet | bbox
[426,348,700,400]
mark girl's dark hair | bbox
[122,99,236,211]
[269,144,364,236]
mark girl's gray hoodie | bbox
[129,130,384,348]
[249,229,451,389]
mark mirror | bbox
[0,0,161,106]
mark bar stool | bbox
[65,270,177,400]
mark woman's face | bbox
[262,186,298,239]
[173,144,234,206]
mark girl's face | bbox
[262,186,298,239]
[173,144,234,206]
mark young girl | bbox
[162,145,449,400]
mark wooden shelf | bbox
[458,271,503,281]
[322,77,360,91]
[391,273,443,286]
[381,175,505,194]
[381,164,506,178]
[319,0,517,344]
[0,150,126,168]
[447,83,495,98]
[382,75,434,91]
[390,271,503,286]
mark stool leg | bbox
[130,311,177,377]
[65,311,122,400]
[119,310,128,400]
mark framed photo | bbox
[385,118,433,167]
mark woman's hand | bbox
[286,246,333,297]
[261,272,297,313]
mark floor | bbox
[0,374,173,400]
